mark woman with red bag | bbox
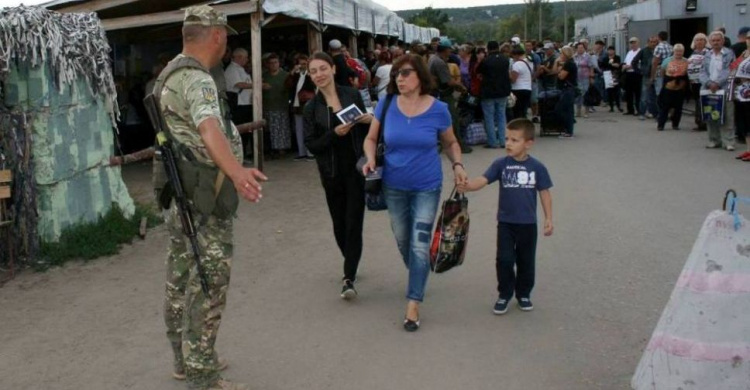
[362,54,468,332]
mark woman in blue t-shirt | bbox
[362,54,468,332]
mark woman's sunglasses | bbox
[390,68,415,78]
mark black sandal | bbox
[403,317,420,332]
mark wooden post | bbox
[307,22,322,54]
[250,1,264,170]
[367,35,375,51]
[348,33,358,57]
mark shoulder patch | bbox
[202,87,217,102]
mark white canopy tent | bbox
[43,0,439,42]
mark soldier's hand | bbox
[232,168,268,202]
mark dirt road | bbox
[2,112,748,390]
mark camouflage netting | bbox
[0,6,133,268]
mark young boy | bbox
[459,118,553,314]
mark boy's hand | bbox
[543,219,554,236]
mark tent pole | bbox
[251,0,264,171]
[307,22,322,54]
[349,34,358,58]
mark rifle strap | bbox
[152,55,235,192]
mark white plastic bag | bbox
[632,209,750,390]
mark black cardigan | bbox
[303,85,369,179]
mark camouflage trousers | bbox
[164,205,233,389]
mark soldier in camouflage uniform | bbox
[158,6,267,390]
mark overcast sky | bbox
[0,0,48,7]
[0,0,532,11]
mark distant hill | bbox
[396,0,640,42]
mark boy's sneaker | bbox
[493,298,509,315]
[517,297,534,311]
[340,279,357,300]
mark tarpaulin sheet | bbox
[262,0,439,39]
[4,62,134,242]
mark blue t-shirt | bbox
[375,97,451,191]
[483,155,553,224]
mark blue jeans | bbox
[595,74,606,103]
[383,185,441,302]
[640,79,658,117]
[654,77,664,101]
[481,97,508,147]
[575,78,590,109]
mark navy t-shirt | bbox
[375,97,451,191]
[483,155,553,224]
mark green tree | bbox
[407,6,450,33]
[496,13,524,42]
[522,0,553,41]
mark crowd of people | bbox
[216,26,750,162]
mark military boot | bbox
[173,356,229,380]
[207,379,250,390]
[170,341,185,380]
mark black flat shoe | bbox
[403,317,420,332]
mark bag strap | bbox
[378,94,395,141]
[376,94,395,162]
[448,185,465,201]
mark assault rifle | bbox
[143,94,211,297]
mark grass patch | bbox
[34,203,161,271]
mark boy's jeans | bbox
[497,222,537,300]
[384,185,441,302]
[481,97,508,147]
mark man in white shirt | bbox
[224,48,253,156]
[622,37,642,115]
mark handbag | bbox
[356,94,395,211]
[464,122,486,145]
[583,84,602,106]
[507,92,517,108]
[429,187,470,273]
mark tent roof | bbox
[41,0,439,42]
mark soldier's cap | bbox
[184,5,238,35]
